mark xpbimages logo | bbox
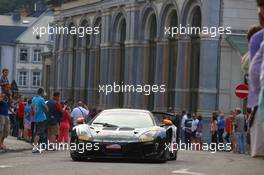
[32,24,100,38]
[98,82,166,95]
[165,141,232,154]
[32,141,100,154]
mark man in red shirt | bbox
[46,92,63,146]
[17,95,25,140]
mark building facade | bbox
[0,15,34,85]
[0,10,54,98]
[50,0,258,115]
[15,10,54,98]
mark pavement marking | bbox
[172,168,205,175]
[0,165,13,169]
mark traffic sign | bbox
[235,84,249,99]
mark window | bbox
[49,24,55,42]
[20,48,28,61]
[33,49,41,62]
[32,72,41,87]
[18,71,28,86]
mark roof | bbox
[0,15,37,27]
[226,34,248,57]
[102,108,151,114]
[0,25,27,45]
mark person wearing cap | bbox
[234,108,246,154]
[0,68,9,93]
[70,101,89,126]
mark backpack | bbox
[47,99,62,125]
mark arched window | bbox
[70,24,77,100]
[89,17,101,106]
[145,12,157,110]
[189,6,201,112]
[118,18,126,107]
[167,10,178,110]
[85,26,91,102]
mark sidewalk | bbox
[0,136,32,153]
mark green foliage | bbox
[0,0,16,14]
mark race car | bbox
[70,109,178,162]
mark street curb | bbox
[0,148,31,155]
[0,147,32,154]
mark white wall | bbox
[0,45,15,81]
[219,39,244,113]
[223,0,259,30]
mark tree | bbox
[0,0,43,15]
[0,0,16,14]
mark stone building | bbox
[50,0,258,115]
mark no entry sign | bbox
[235,84,249,99]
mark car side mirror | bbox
[163,119,173,126]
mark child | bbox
[58,105,71,144]
[17,95,25,140]
[24,99,32,142]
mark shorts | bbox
[196,132,202,140]
[0,115,10,138]
[34,121,46,136]
[17,117,24,130]
[48,124,58,136]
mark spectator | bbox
[58,104,71,144]
[224,111,234,145]
[0,92,10,150]
[32,88,48,153]
[71,101,89,126]
[191,114,199,143]
[211,112,218,149]
[0,68,9,93]
[245,108,252,154]
[217,112,226,144]
[24,99,33,142]
[172,113,181,144]
[235,108,247,154]
[183,113,193,145]
[46,92,63,145]
[8,105,17,137]
[17,95,25,140]
[247,0,264,157]
[88,108,97,119]
[196,114,203,150]
[180,110,187,142]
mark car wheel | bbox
[157,144,170,163]
[170,150,178,160]
[71,153,87,161]
[70,149,87,162]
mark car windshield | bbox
[91,111,155,128]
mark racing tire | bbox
[71,153,87,161]
[170,150,178,160]
[157,143,170,163]
[70,149,87,162]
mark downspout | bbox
[216,0,224,111]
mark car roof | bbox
[101,108,151,114]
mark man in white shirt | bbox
[180,111,187,142]
[191,116,199,133]
[71,101,89,126]
[191,115,199,143]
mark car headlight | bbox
[76,126,92,141]
[139,130,159,142]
